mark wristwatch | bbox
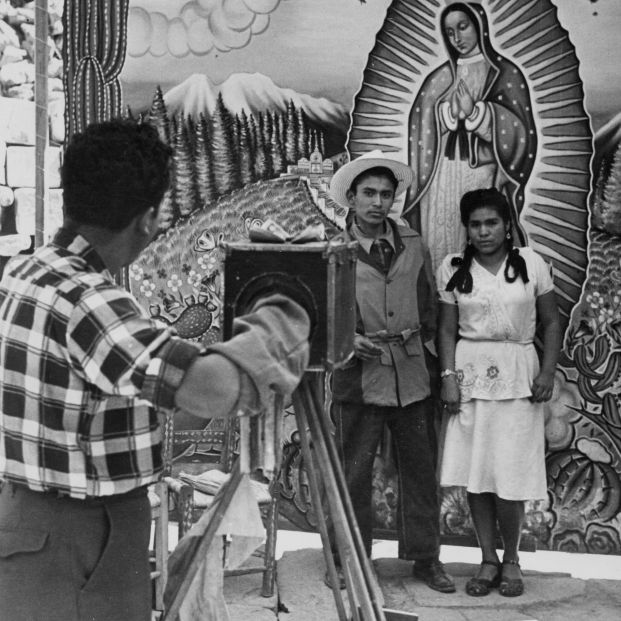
[440,369,457,379]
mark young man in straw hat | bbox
[326,151,455,593]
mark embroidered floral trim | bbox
[457,356,514,400]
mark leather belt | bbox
[365,327,420,344]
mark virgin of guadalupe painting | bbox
[405,1,537,271]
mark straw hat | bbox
[329,150,414,209]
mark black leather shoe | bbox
[412,559,456,593]
[324,566,346,590]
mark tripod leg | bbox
[294,375,385,620]
[292,388,350,620]
[303,376,384,603]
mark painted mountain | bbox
[163,71,350,155]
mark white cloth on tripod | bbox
[165,473,265,621]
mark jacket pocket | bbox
[0,527,48,559]
[379,345,393,366]
[404,336,423,357]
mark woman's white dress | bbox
[436,247,554,500]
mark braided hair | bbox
[445,188,529,293]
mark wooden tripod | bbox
[291,373,386,620]
[163,372,417,621]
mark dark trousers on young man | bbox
[330,397,440,563]
[0,481,152,621]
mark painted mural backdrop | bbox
[109,0,621,554]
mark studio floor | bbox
[158,528,621,620]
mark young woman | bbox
[436,188,561,597]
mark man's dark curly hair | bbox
[61,119,173,231]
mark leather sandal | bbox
[465,560,501,596]
[499,560,524,597]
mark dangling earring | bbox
[467,238,472,245]
[506,232,511,240]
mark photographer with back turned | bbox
[326,151,454,593]
[0,119,310,621]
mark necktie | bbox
[371,239,394,275]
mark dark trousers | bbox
[330,398,440,562]
[0,482,151,621]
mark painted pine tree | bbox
[185,114,197,152]
[156,110,177,234]
[238,110,256,185]
[308,129,317,155]
[172,114,200,219]
[285,99,299,165]
[276,111,286,150]
[248,114,258,156]
[157,187,177,234]
[194,113,216,208]
[271,112,285,175]
[148,85,171,146]
[260,111,274,179]
[211,93,241,195]
[253,112,268,180]
[232,113,240,154]
[170,114,178,142]
[296,107,310,159]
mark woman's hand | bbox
[440,375,461,415]
[530,371,555,403]
[455,80,474,119]
[354,335,383,361]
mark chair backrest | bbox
[162,410,238,477]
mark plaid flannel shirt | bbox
[0,229,200,498]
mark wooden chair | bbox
[149,478,169,617]
[152,409,279,600]
[149,410,179,617]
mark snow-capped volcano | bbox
[164,74,219,120]
[163,72,348,129]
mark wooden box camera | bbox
[222,241,357,370]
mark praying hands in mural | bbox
[451,79,475,119]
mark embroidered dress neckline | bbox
[473,254,507,276]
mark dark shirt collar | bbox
[350,220,395,254]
